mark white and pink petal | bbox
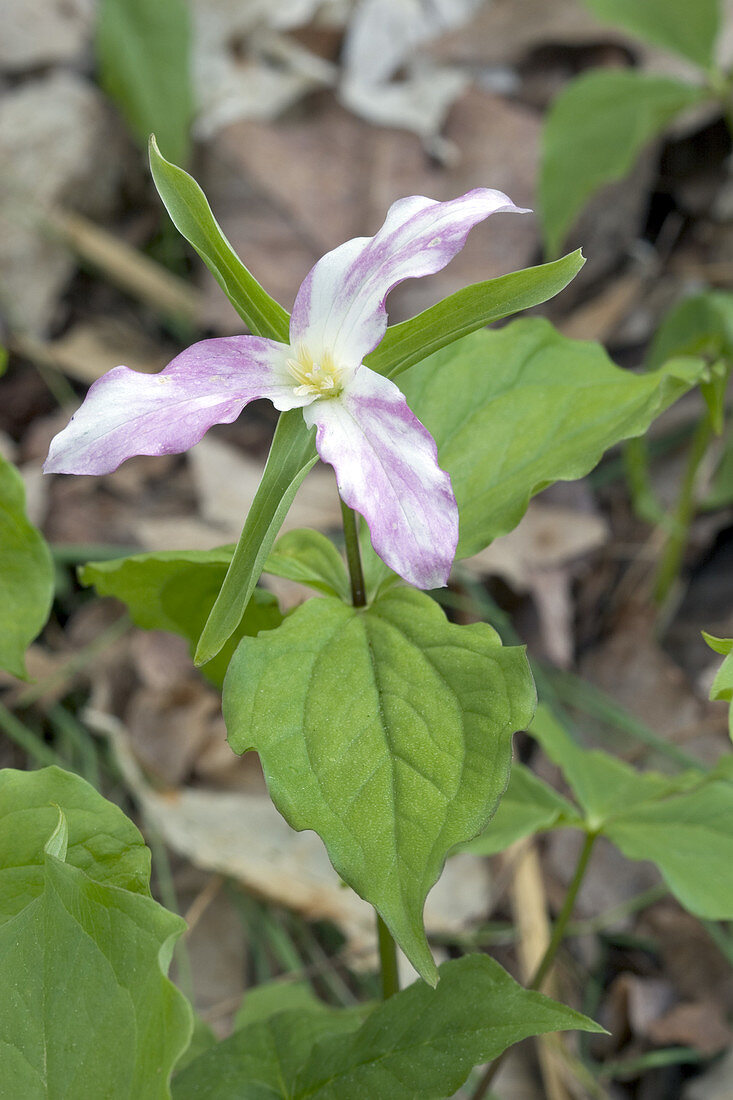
[44,336,299,475]
[290,188,529,371]
[304,366,458,589]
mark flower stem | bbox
[653,411,713,606]
[341,500,367,608]
[376,913,400,999]
[470,831,598,1100]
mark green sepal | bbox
[367,250,586,379]
[149,136,289,341]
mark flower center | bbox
[286,348,343,399]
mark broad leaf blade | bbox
[295,955,602,1099]
[606,782,733,919]
[174,956,600,1100]
[0,768,192,1097]
[149,137,290,341]
[98,0,193,165]
[0,766,151,921]
[174,1001,365,1099]
[460,761,580,856]
[400,320,707,559]
[0,456,54,679]
[223,587,535,982]
[367,251,585,379]
[528,709,733,919]
[80,547,282,688]
[648,291,733,369]
[540,70,707,257]
[195,412,317,666]
[582,0,721,70]
[263,529,351,601]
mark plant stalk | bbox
[470,831,598,1100]
[376,913,400,999]
[341,500,367,608]
[653,411,713,606]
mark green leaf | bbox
[223,587,535,982]
[43,806,69,861]
[529,707,733,919]
[234,981,329,1032]
[293,955,602,1100]
[582,0,721,70]
[195,412,317,666]
[263,530,351,602]
[366,251,585,379]
[0,765,150,921]
[0,767,192,1097]
[460,761,580,856]
[604,782,733,919]
[149,137,289,340]
[528,706,691,828]
[174,1002,364,1100]
[175,956,601,1100]
[540,70,707,257]
[703,632,733,739]
[0,456,54,679]
[98,0,193,165]
[80,547,282,689]
[401,319,707,559]
[647,291,733,370]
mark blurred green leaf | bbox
[80,547,282,689]
[582,0,721,70]
[648,291,733,369]
[98,0,193,165]
[0,767,192,1097]
[224,587,535,982]
[541,70,706,257]
[0,455,54,679]
[703,632,733,739]
[401,320,707,559]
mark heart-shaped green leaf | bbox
[223,587,535,982]
[0,767,192,1097]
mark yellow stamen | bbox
[286,348,343,398]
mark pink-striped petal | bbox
[290,189,528,371]
[304,367,458,589]
[44,336,299,475]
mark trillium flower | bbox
[45,189,526,588]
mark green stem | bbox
[530,830,597,992]
[470,831,598,1100]
[341,500,367,608]
[654,411,713,606]
[376,913,400,999]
